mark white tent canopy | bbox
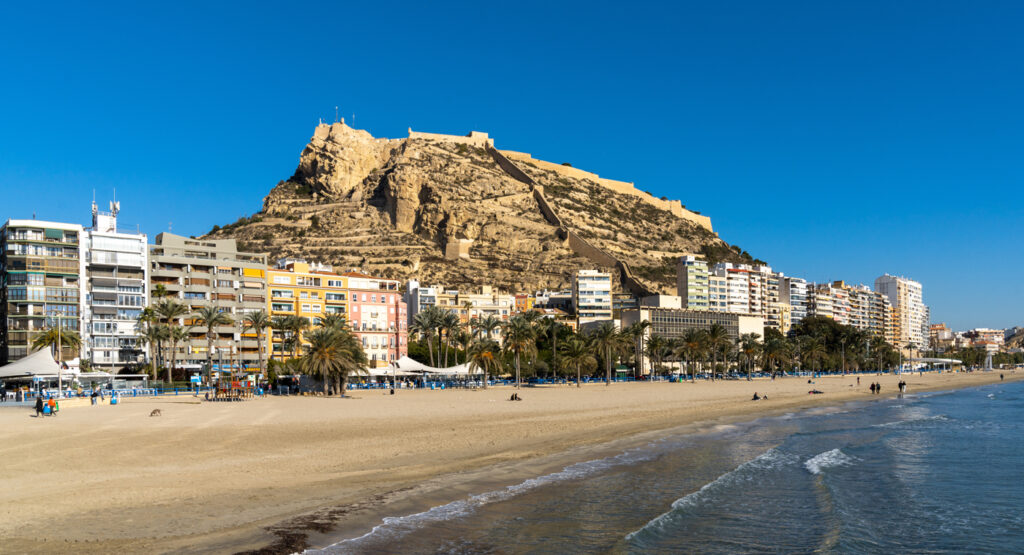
[0,348,75,379]
[377,356,482,376]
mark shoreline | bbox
[0,370,1018,554]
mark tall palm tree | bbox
[167,325,191,383]
[561,335,596,387]
[502,315,536,388]
[453,329,473,365]
[467,338,500,388]
[674,329,706,381]
[270,315,291,362]
[30,326,82,392]
[478,315,502,343]
[193,305,234,379]
[589,321,623,386]
[151,283,168,300]
[705,324,730,380]
[287,315,311,360]
[154,299,190,383]
[243,310,271,378]
[320,313,348,331]
[763,335,791,375]
[138,322,163,380]
[411,309,439,366]
[440,310,460,368]
[739,333,762,380]
[541,318,564,378]
[624,320,650,378]
[647,334,668,377]
[803,338,826,376]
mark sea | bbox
[311,380,1024,554]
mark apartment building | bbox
[780,277,809,325]
[344,271,407,367]
[708,274,729,312]
[267,259,348,359]
[874,274,927,349]
[929,323,953,352]
[82,201,148,372]
[621,307,764,362]
[572,270,613,329]
[149,233,267,371]
[807,285,834,320]
[0,219,84,365]
[406,282,515,333]
[676,255,709,310]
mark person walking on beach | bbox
[875,383,881,395]
[34,395,44,417]
[869,383,876,394]
[857,376,860,386]
[47,397,57,416]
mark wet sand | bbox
[0,370,1017,553]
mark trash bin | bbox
[110,396,119,405]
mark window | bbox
[301,304,311,312]
[371,294,376,302]
[184,292,205,300]
[326,292,345,301]
[311,305,321,313]
[273,276,290,284]
[327,280,344,288]
[271,290,293,298]
[300,292,308,299]
[362,294,367,302]
[352,305,359,312]
[272,303,291,312]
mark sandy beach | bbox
[0,370,1017,553]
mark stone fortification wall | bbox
[500,150,713,232]
[486,145,654,298]
[407,129,494,147]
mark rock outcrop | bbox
[208,123,759,294]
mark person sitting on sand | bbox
[752,392,760,401]
[762,393,768,400]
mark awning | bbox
[0,348,74,379]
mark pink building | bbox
[341,271,408,367]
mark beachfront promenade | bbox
[0,370,1016,553]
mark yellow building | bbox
[266,259,348,360]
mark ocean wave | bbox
[314,442,669,552]
[873,414,949,428]
[803,448,855,475]
[624,448,797,542]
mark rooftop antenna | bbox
[168,221,172,232]
[352,113,355,127]
[335,106,338,123]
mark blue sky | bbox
[1,1,1021,330]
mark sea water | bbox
[313,380,1024,554]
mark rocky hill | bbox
[205,122,761,295]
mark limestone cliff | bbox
[207,122,760,294]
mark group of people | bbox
[869,382,882,394]
[33,396,59,417]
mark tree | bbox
[440,310,460,367]
[705,323,730,380]
[502,315,537,388]
[193,305,234,380]
[561,335,596,387]
[411,309,439,366]
[468,338,500,388]
[647,334,669,377]
[674,329,707,380]
[739,333,762,380]
[30,326,82,392]
[270,316,291,363]
[541,318,564,378]
[589,321,624,385]
[286,315,311,360]
[803,338,826,375]
[166,326,191,383]
[477,315,502,342]
[762,329,791,375]
[300,327,367,396]
[152,283,168,299]
[453,329,473,365]
[243,310,271,378]
[138,322,164,380]
[625,320,651,378]
[154,299,190,384]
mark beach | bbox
[0,370,1017,553]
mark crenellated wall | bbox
[407,129,494,147]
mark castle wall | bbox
[500,150,713,232]
[407,129,494,147]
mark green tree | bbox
[242,310,271,378]
[705,323,730,380]
[561,335,596,387]
[300,326,367,396]
[193,305,234,379]
[589,321,625,385]
[467,338,500,388]
[30,325,82,391]
[502,315,537,388]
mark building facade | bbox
[622,306,764,350]
[149,233,267,371]
[572,270,613,328]
[874,274,927,349]
[676,255,709,310]
[267,259,348,359]
[344,271,407,367]
[1,220,84,365]
[82,202,148,371]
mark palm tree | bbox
[411,309,439,366]
[739,333,762,380]
[138,322,163,380]
[242,310,271,378]
[803,338,826,376]
[453,329,473,365]
[300,327,367,396]
[705,324,730,381]
[478,315,502,343]
[762,335,791,376]
[440,310,460,367]
[541,318,564,378]
[647,334,668,377]
[467,338,500,388]
[152,283,168,299]
[193,305,234,380]
[270,315,291,363]
[561,335,596,387]
[167,325,191,383]
[154,299,190,383]
[287,315,311,360]
[502,315,536,388]
[30,326,82,392]
[589,321,623,385]
[320,313,348,331]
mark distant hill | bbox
[206,122,761,294]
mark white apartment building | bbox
[676,255,709,310]
[572,270,613,329]
[780,277,809,324]
[874,274,927,349]
[82,201,148,372]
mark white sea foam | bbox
[624,448,797,542]
[803,448,855,475]
[873,414,949,428]
[313,443,668,553]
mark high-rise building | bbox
[82,201,148,372]
[149,233,268,371]
[267,259,348,360]
[874,274,927,349]
[343,271,407,367]
[1,220,84,365]
[780,277,809,325]
[676,255,709,310]
[572,270,612,329]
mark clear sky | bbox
[1,1,1021,330]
